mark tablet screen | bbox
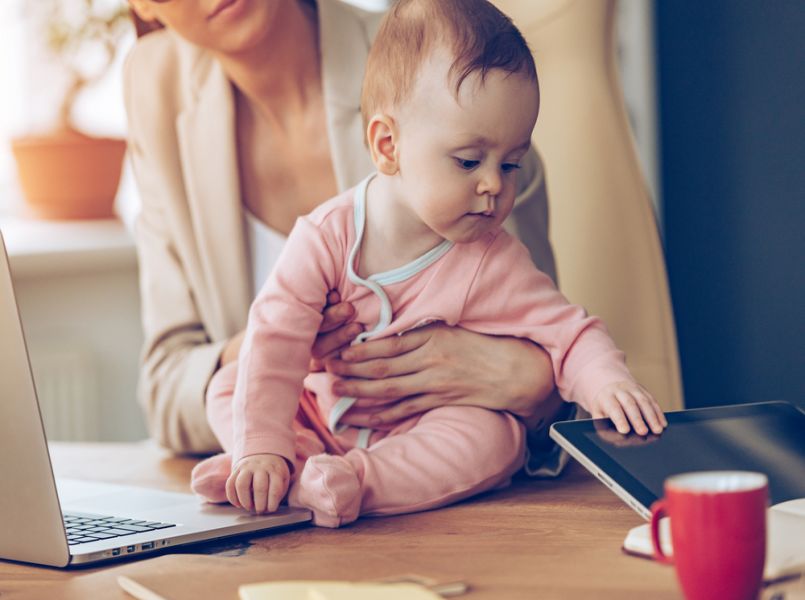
[553,402,805,509]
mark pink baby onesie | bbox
[191,174,634,526]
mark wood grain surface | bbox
[2,442,796,599]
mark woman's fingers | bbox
[322,324,558,426]
[325,347,422,380]
[310,293,361,369]
[325,330,434,398]
[318,299,353,333]
[311,322,364,360]
[340,329,430,361]
[220,329,247,366]
[332,370,434,400]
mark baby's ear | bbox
[366,114,399,176]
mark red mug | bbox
[650,471,768,600]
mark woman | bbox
[125,0,571,475]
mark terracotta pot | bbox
[11,129,126,220]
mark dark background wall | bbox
[655,1,804,409]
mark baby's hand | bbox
[590,381,667,436]
[226,453,290,514]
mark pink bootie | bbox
[190,453,232,504]
[288,454,362,528]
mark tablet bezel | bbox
[549,401,804,520]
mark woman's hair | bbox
[360,0,536,129]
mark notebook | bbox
[622,497,805,582]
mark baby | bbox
[191,0,666,527]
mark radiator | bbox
[28,344,100,442]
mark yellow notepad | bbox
[239,581,443,600]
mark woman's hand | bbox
[309,291,364,372]
[220,329,247,366]
[219,291,362,370]
[324,322,557,427]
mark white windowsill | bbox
[0,215,136,279]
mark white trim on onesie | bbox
[328,174,454,448]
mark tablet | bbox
[550,401,805,519]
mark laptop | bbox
[0,231,311,567]
[550,401,805,519]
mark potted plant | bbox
[11,0,132,220]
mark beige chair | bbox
[495,0,684,411]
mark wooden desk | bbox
[3,442,794,600]
[0,441,685,599]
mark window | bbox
[0,0,134,216]
[0,1,26,213]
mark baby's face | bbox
[393,48,539,244]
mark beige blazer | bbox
[124,0,556,455]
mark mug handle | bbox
[650,499,674,565]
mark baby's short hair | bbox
[360,0,537,132]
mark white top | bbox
[244,209,287,300]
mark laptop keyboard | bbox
[63,511,176,545]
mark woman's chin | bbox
[211,1,280,54]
